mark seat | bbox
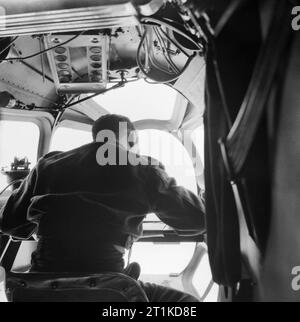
[3,271,149,302]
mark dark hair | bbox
[92,114,136,141]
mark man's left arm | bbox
[148,164,206,236]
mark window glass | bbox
[191,125,205,166]
[138,129,197,231]
[130,242,195,275]
[0,120,40,191]
[50,126,92,152]
[138,129,197,193]
[94,80,177,122]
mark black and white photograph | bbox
[0,0,299,307]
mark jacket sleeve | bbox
[147,163,206,235]
[0,165,39,239]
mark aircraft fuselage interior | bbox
[0,0,299,303]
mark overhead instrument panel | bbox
[44,34,109,94]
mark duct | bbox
[0,0,165,37]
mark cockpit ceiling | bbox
[0,0,205,117]
[0,0,164,36]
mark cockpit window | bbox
[138,129,197,231]
[138,129,197,193]
[50,126,92,152]
[130,242,195,275]
[94,80,177,122]
[191,125,205,166]
[0,120,40,191]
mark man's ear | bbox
[128,131,138,148]
[128,140,135,149]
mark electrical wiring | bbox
[60,94,80,109]
[139,24,179,76]
[136,29,152,78]
[146,29,174,75]
[55,74,139,123]
[51,94,80,128]
[140,16,204,52]
[149,52,174,75]
[136,28,195,84]
[153,26,180,74]
[1,32,84,61]
[51,81,126,126]
[155,27,183,73]
[159,28,190,58]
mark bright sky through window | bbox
[138,129,197,194]
[94,80,177,122]
[50,126,92,152]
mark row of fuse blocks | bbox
[47,35,107,85]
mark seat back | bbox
[5,271,149,302]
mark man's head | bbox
[92,114,138,151]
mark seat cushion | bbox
[5,272,148,302]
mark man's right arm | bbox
[147,163,206,235]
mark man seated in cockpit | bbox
[0,114,206,302]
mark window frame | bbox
[0,108,54,160]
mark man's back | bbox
[0,141,205,272]
[29,142,152,244]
